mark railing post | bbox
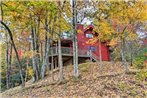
[56,47,58,54]
[90,50,92,61]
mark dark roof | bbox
[83,24,94,33]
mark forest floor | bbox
[1,62,147,98]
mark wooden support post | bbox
[51,56,54,70]
[90,50,92,61]
[55,57,57,68]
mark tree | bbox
[72,0,79,78]
[0,21,25,87]
[93,0,147,73]
[0,1,73,88]
[58,0,64,82]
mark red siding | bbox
[77,24,110,61]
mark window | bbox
[86,33,93,38]
[88,46,96,52]
[61,32,72,39]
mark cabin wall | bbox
[99,43,110,61]
[77,24,110,61]
[60,24,110,61]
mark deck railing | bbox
[49,47,73,55]
[90,52,99,61]
[49,47,99,61]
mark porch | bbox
[47,47,99,70]
[49,47,92,57]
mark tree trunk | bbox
[129,42,133,66]
[1,21,25,87]
[72,0,79,78]
[50,16,56,81]
[40,42,43,62]
[35,17,41,79]
[25,59,29,82]
[130,52,133,66]
[2,1,12,88]
[58,0,64,82]
[8,43,12,87]
[51,49,54,81]
[0,1,3,21]
[121,37,129,73]
[41,19,48,78]
[41,16,52,78]
[58,35,63,81]
[31,26,39,82]
[6,35,10,89]
[50,34,54,80]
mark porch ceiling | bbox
[61,39,72,44]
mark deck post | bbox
[90,50,92,61]
[51,48,54,69]
[55,57,57,68]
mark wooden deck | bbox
[48,47,99,61]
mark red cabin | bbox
[49,24,110,67]
[59,24,110,61]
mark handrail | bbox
[49,47,73,55]
[49,47,99,61]
[90,52,99,61]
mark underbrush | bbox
[78,62,91,72]
[135,70,147,81]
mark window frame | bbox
[85,33,93,38]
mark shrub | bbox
[134,56,146,69]
[135,70,147,81]
[134,48,147,69]
[27,66,34,78]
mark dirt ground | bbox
[1,62,147,98]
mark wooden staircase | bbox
[90,52,99,62]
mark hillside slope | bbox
[2,62,147,98]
